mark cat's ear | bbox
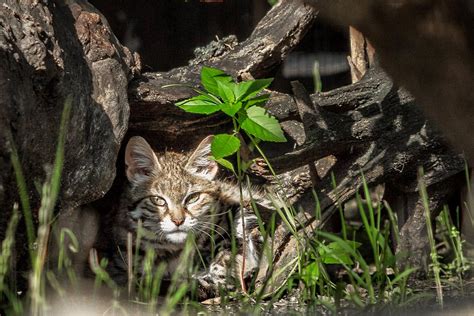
[125,136,160,183]
[185,135,218,180]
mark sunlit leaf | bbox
[214,157,235,172]
[241,106,286,142]
[211,134,240,159]
[244,94,270,109]
[301,262,320,286]
[201,66,233,96]
[220,101,242,117]
[176,95,220,114]
[233,78,273,101]
[217,80,235,103]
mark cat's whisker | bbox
[197,222,230,239]
[151,229,165,242]
[191,227,226,247]
[197,220,229,233]
[196,227,228,242]
[190,227,214,242]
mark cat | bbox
[99,135,271,297]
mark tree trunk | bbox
[0,0,139,277]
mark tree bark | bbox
[0,0,140,280]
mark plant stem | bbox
[233,118,248,293]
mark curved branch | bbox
[128,0,317,149]
[167,0,317,82]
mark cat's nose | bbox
[172,218,184,226]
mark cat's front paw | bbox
[249,158,272,178]
[193,259,234,300]
[194,272,215,300]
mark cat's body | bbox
[98,136,268,294]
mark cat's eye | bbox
[186,193,201,204]
[150,196,166,207]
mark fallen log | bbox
[0,0,140,284]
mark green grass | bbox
[0,204,22,314]
[1,101,473,314]
[418,168,443,308]
[8,131,35,263]
[436,206,469,294]
[260,171,471,314]
[3,163,471,315]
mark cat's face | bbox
[123,136,221,246]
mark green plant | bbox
[173,66,286,173]
[436,206,470,293]
[312,61,322,93]
[30,96,72,316]
[418,168,443,308]
[168,67,287,295]
[285,177,419,312]
[0,97,72,315]
[8,131,35,263]
[0,204,22,314]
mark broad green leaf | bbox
[244,94,270,109]
[176,95,220,114]
[201,67,233,96]
[318,241,361,265]
[217,80,235,103]
[320,252,353,265]
[214,157,235,173]
[233,78,273,101]
[220,101,242,117]
[301,262,319,286]
[241,106,287,142]
[175,94,216,106]
[211,134,240,159]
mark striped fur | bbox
[103,136,268,294]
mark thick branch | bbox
[167,0,317,82]
[127,0,317,149]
